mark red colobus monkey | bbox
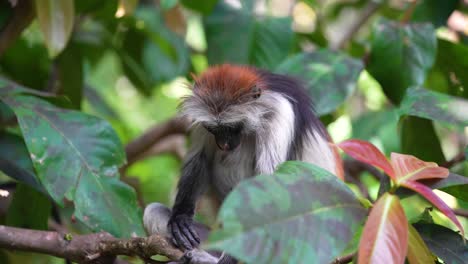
[149,64,343,264]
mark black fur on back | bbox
[255,69,328,160]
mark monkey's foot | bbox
[169,214,201,250]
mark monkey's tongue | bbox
[216,141,230,151]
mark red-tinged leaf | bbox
[407,224,435,264]
[338,139,395,179]
[391,153,449,184]
[358,193,408,264]
[402,181,465,238]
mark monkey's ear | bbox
[252,86,261,99]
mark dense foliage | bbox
[0,0,467,263]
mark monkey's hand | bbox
[168,214,201,250]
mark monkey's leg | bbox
[144,203,220,264]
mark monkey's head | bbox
[181,64,268,151]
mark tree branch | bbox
[441,151,466,169]
[124,117,190,167]
[331,252,355,264]
[0,225,183,264]
[453,208,468,218]
[332,1,382,50]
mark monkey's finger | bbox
[185,221,201,244]
[177,220,199,248]
[179,221,199,247]
[172,222,193,250]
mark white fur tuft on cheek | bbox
[255,92,295,174]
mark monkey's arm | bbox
[169,146,211,250]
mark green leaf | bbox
[205,161,367,264]
[120,9,190,94]
[427,39,468,98]
[399,87,468,127]
[6,183,51,230]
[204,2,294,70]
[400,116,446,164]
[276,50,363,116]
[56,42,83,109]
[351,110,400,154]
[412,0,458,28]
[0,131,43,192]
[0,37,51,90]
[414,223,468,264]
[1,93,145,237]
[367,19,437,104]
[181,0,218,15]
[35,0,75,58]
[407,224,436,264]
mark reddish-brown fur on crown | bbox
[192,64,261,100]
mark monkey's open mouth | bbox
[215,136,240,151]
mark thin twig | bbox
[441,152,466,169]
[331,252,355,264]
[124,117,190,167]
[453,208,468,218]
[332,1,383,50]
[400,0,419,24]
[0,225,184,264]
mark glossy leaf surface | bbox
[0,131,43,191]
[399,87,468,127]
[1,93,145,237]
[206,161,367,264]
[276,50,363,115]
[358,193,408,264]
[407,224,435,264]
[367,19,436,104]
[402,181,464,238]
[415,223,468,264]
[204,2,294,70]
[338,139,395,179]
[391,153,448,184]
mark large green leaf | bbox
[181,0,218,15]
[400,116,446,164]
[0,82,144,237]
[205,161,367,264]
[0,131,43,191]
[367,19,437,104]
[426,39,468,98]
[6,183,51,230]
[120,8,190,94]
[0,37,51,90]
[204,2,294,70]
[414,223,468,264]
[35,0,75,58]
[56,42,84,109]
[412,0,458,28]
[399,87,468,127]
[351,109,400,154]
[276,50,363,116]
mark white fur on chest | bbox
[211,137,255,198]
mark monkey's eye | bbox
[252,86,261,99]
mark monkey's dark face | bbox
[203,123,243,151]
